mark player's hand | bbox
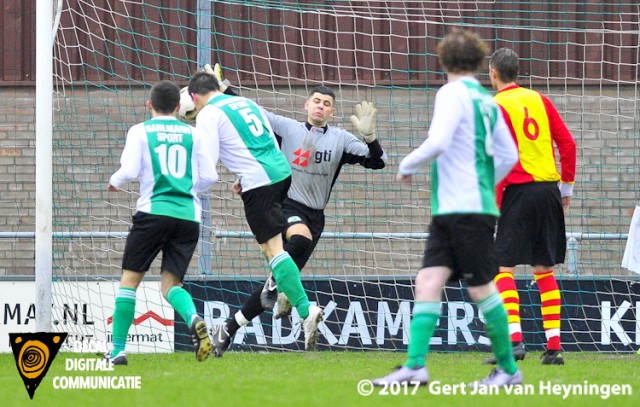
[204,63,230,93]
[562,196,571,214]
[231,179,243,195]
[350,100,377,143]
[178,86,198,122]
[558,182,573,214]
[108,184,118,192]
[396,173,412,183]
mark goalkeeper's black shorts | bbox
[281,198,324,245]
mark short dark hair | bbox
[489,48,519,82]
[149,80,180,114]
[308,86,335,102]
[437,28,489,74]
[188,71,220,96]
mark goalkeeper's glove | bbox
[204,63,230,93]
[178,86,198,122]
[350,100,377,143]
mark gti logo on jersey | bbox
[293,148,333,167]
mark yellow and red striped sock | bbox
[534,270,561,351]
[494,271,522,343]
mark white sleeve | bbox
[398,86,461,175]
[109,126,142,188]
[491,112,518,184]
[195,105,221,171]
[193,128,218,192]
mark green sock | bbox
[405,302,441,369]
[166,286,197,325]
[479,292,518,375]
[270,251,310,319]
[111,287,136,357]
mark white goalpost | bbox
[35,0,55,333]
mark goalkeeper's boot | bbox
[468,367,523,388]
[104,351,128,366]
[211,324,231,358]
[260,273,278,311]
[190,316,212,362]
[274,293,293,320]
[540,350,565,365]
[302,305,324,351]
[372,366,429,386]
[484,342,526,365]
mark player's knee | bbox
[160,270,182,296]
[284,235,313,269]
[161,283,180,300]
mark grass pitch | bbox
[1,351,638,407]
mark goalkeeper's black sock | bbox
[226,318,240,337]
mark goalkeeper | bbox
[194,65,387,356]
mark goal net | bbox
[15,0,640,353]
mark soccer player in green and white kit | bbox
[187,72,324,351]
[107,80,218,365]
[372,29,522,387]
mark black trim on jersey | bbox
[304,122,329,133]
[223,87,238,96]
[341,139,385,170]
[366,139,384,159]
[328,162,346,204]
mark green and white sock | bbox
[270,251,310,319]
[166,286,197,325]
[111,287,136,357]
[405,301,441,369]
[479,292,518,375]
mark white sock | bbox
[235,310,250,326]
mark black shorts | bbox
[241,177,291,244]
[495,182,566,267]
[122,212,199,280]
[281,198,325,245]
[422,214,499,287]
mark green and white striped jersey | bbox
[196,94,291,192]
[398,77,518,216]
[109,116,217,222]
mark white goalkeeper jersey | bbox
[398,77,518,216]
[109,116,217,222]
[196,94,291,192]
